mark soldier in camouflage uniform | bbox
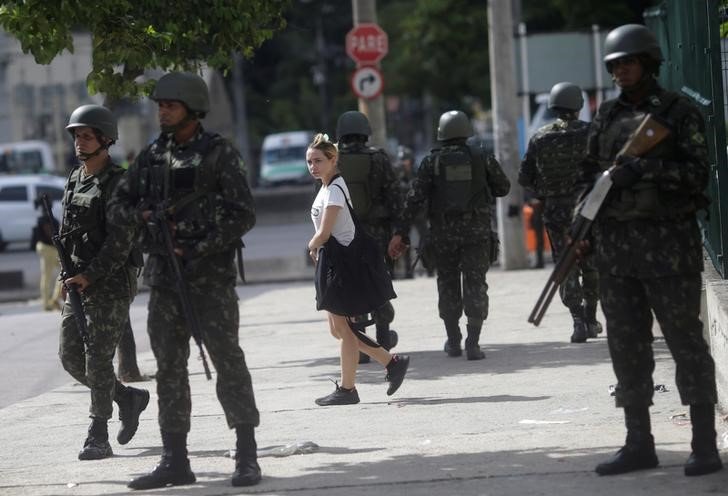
[109,72,261,489]
[59,104,149,461]
[389,111,510,360]
[519,82,602,343]
[580,25,722,477]
[336,111,401,359]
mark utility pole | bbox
[488,0,528,269]
[351,0,387,149]
[231,53,254,185]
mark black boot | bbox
[115,383,150,445]
[232,424,262,487]
[128,431,196,490]
[78,418,113,460]
[595,406,658,475]
[443,320,462,357]
[570,317,588,343]
[685,404,723,476]
[583,302,603,338]
[376,324,394,351]
[465,324,485,360]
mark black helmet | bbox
[66,104,118,141]
[151,72,210,114]
[603,24,663,68]
[437,110,473,141]
[336,111,371,138]
[548,82,583,112]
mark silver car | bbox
[0,174,66,251]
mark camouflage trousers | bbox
[544,222,598,312]
[148,284,259,433]
[359,222,395,327]
[59,290,131,420]
[432,232,490,325]
[600,272,717,407]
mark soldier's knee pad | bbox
[373,301,395,325]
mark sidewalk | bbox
[0,269,726,495]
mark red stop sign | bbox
[346,23,389,65]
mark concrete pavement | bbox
[0,268,726,495]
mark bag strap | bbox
[331,182,363,230]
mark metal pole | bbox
[351,0,387,150]
[518,22,530,144]
[488,0,528,270]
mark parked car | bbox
[258,131,315,187]
[0,174,65,251]
[0,140,57,175]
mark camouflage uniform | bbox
[395,159,430,277]
[338,141,401,345]
[519,118,599,331]
[396,140,510,352]
[110,125,259,433]
[582,81,716,409]
[59,160,139,420]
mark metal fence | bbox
[645,0,728,277]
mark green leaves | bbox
[0,0,289,99]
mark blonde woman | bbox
[306,133,409,406]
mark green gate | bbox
[646,0,728,277]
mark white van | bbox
[0,140,57,175]
[258,131,315,187]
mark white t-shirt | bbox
[311,176,355,246]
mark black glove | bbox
[609,156,643,188]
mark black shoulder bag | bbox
[315,182,396,316]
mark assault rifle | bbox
[151,208,213,380]
[40,194,90,347]
[528,114,671,326]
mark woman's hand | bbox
[309,248,319,264]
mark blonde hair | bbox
[308,133,338,160]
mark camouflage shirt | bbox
[518,118,589,199]
[109,125,256,288]
[580,80,709,277]
[61,160,137,291]
[396,140,510,238]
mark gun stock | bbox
[528,113,671,326]
[154,211,213,380]
[41,194,90,346]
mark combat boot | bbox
[595,406,658,475]
[684,404,723,476]
[78,418,113,460]
[232,424,262,487]
[584,302,603,338]
[443,319,462,357]
[570,317,588,343]
[465,324,485,360]
[128,431,196,490]
[115,384,150,445]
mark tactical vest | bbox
[62,164,131,268]
[597,91,701,220]
[431,144,488,216]
[534,122,588,198]
[337,151,373,220]
[135,132,223,243]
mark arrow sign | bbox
[350,66,384,100]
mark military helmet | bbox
[336,111,371,138]
[66,104,118,141]
[151,72,210,114]
[548,82,583,112]
[603,24,663,66]
[437,110,473,141]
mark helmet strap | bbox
[76,141,111,162]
